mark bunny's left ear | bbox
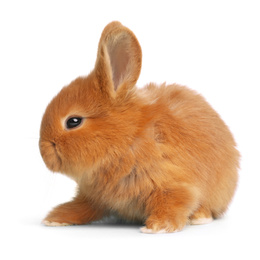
[94,21,142,99]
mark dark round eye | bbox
[66,117,83,129]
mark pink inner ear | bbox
[107,35,131,91]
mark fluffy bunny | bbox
[39,21,239,233]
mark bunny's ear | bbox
[94,21,142,99]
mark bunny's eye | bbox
[66,117,83,129]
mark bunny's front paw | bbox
[140,217,186,234]
[42,220,72,227]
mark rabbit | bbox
[39,21,240,233]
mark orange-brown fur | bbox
[40,21,239,233]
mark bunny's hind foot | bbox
[189,206,213,225]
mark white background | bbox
[1,0,259,259]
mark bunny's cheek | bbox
[39,140,62,172]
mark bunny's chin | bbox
[39,140,62,173]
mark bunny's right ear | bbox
[94,21,142,99]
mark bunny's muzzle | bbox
[39,139,62,172]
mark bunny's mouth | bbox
[39,140,62,172]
